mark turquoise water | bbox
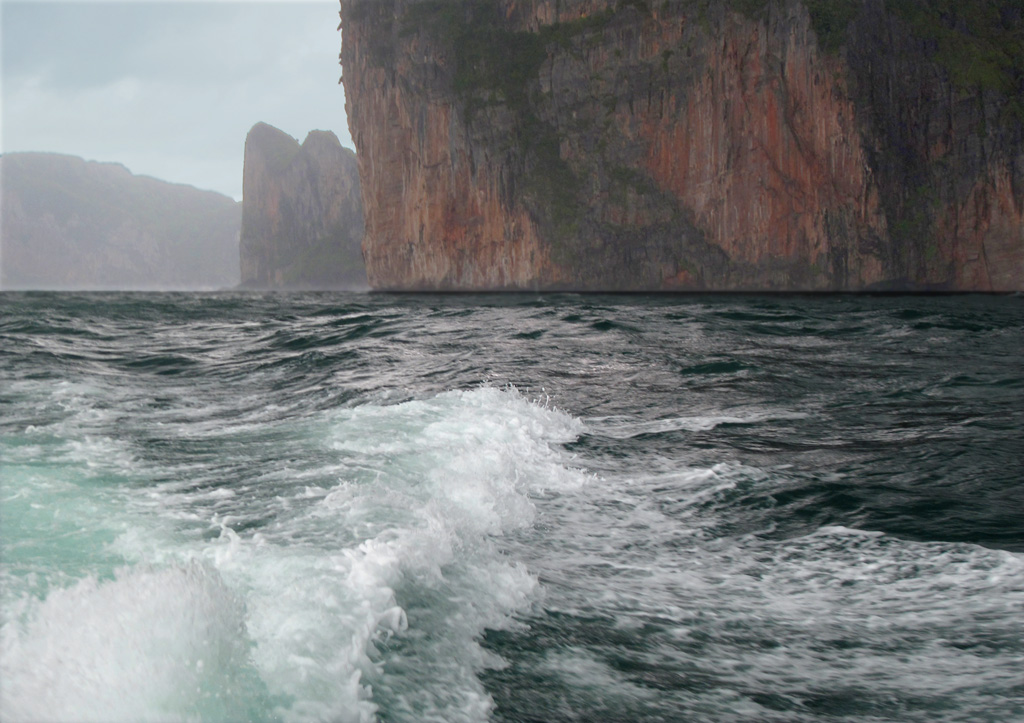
[1,292,1022,722]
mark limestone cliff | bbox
[0,153,240,290]
[339,0,1023,291]
[239,123,365,289]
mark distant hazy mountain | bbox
[1,152,241,290]
[239,122,365,289]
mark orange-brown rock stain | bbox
[343,12,551,290]
[633,12,887,287]
[340,0,1020,291]
[936,166,1024,291]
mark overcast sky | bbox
[2,0,351,200]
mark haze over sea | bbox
[1,291,1021,722]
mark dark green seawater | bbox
[1,292,1022,722]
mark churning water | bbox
[1,292,1021,722]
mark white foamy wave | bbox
[5,380,140,479]
[144,386,587,722]
[2,386,586,722]
[586,409,807,439]
[680,528,1024,710]
[0,454,153,606]
[0,561,262,723]
[292,387,583,720]
[531,503,1024,718]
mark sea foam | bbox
[2,387,585,722]
[0,562,261,722]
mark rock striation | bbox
[239,122,365,289]
[339,0,1023,291]
[0,152,241,290]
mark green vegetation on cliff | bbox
[801,0,1024,102]
[393,0,1024,108]
[804,0,859,52]
[890,0,1024,100]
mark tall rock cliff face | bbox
[1,153,240,290]
[339,0,1023,291]
[240,123,366,289]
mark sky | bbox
[1,0,352,200]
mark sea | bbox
[1,291,1021,723]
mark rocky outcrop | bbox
[339,0,1023,291]
[0,153,241,290]
[239,123,365,289]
